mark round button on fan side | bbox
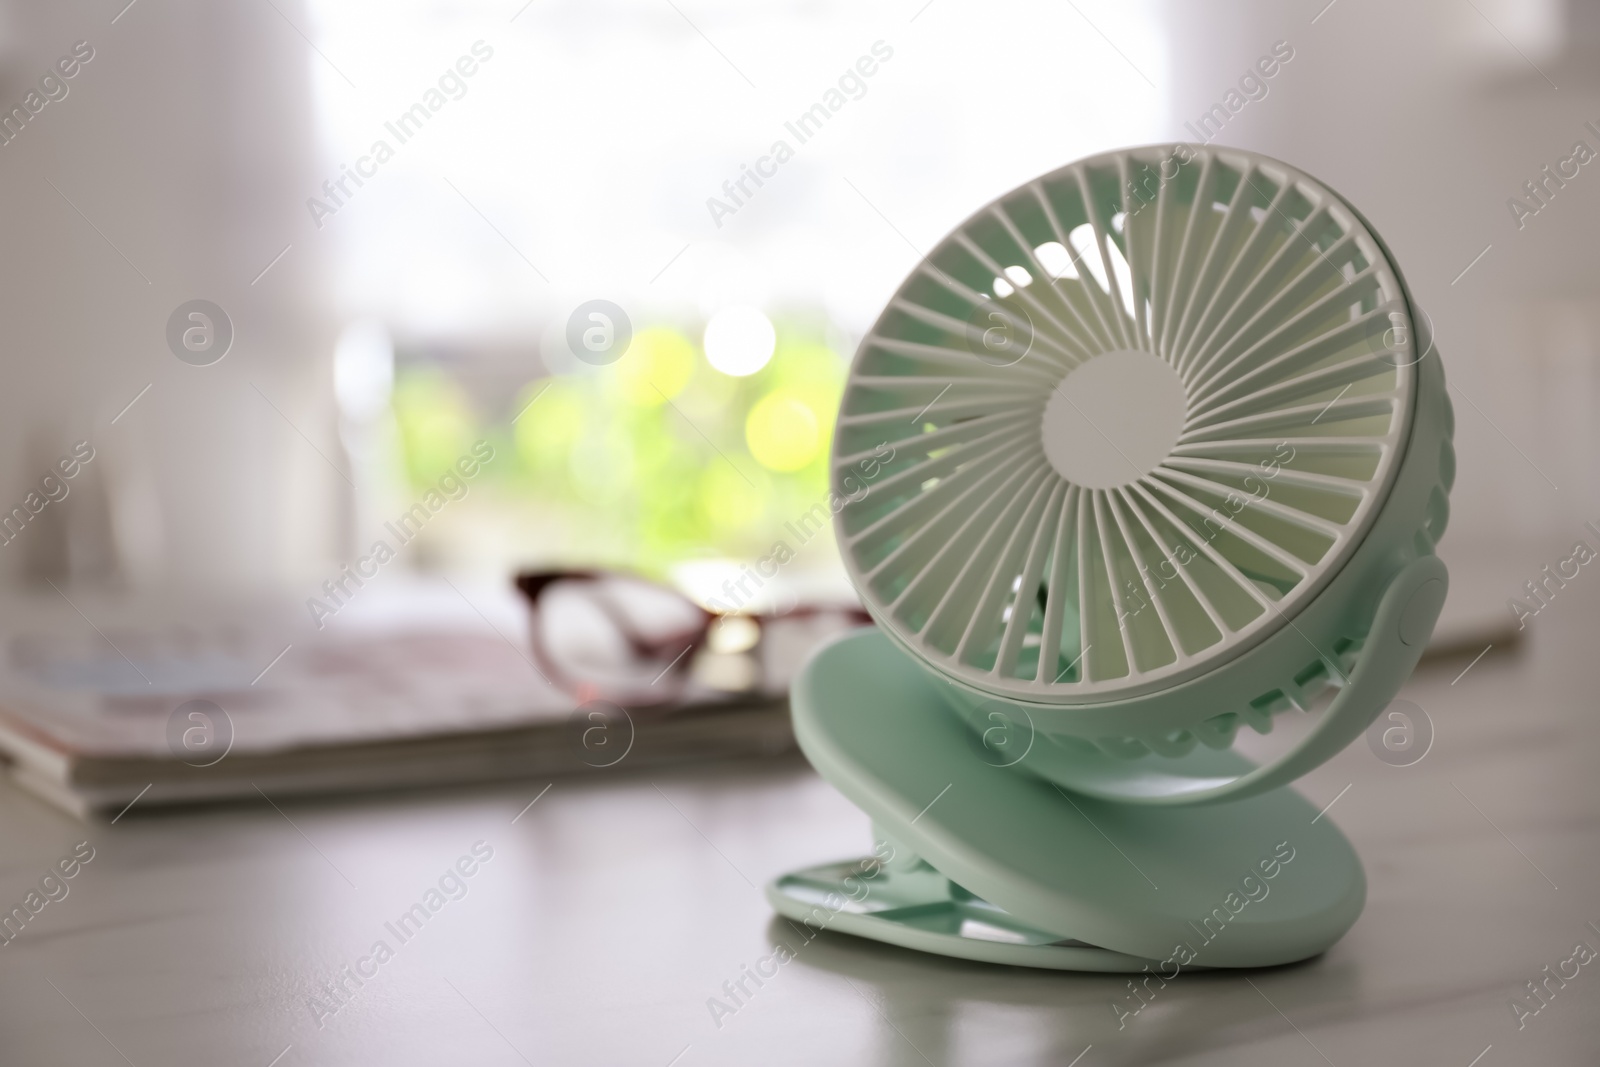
[1399,577,1447,647]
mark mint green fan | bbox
[768,145,1454,970]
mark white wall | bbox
[1160,0,1600,564]
[0,0,337,593]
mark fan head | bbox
[832,145,1454,770]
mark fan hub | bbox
[1039,350,1187,490]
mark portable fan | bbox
[768,145,1453,970]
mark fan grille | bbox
[833,146,1417,704]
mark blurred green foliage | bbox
[389,317,849,572]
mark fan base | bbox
[768,859,1174,972]
[773,629,1367,971]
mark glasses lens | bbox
[531,574,705,701]
[753,608,868,691]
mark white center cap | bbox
[1041,350,1187,489]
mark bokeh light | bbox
[614,327,697,406]
[513,379,580,471]
[391,369,478,484]
[703,307,776,377]
[697,462,767,532]
[746,391,821,472]
[568,426,635,505]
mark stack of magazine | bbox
[0,595,800,819]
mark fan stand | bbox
[766,628,1368,971]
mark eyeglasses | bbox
[514,568,871,708]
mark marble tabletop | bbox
[0,582,1594,1066]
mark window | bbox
[305,0,1163,584]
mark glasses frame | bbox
[514,568,869,707]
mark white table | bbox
[0,589,1593,1066]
